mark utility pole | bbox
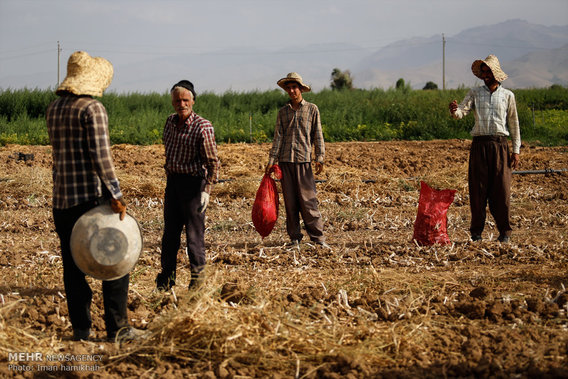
[442,34,446,91]
[57,41,62,87]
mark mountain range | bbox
[352,19,568,90]
[120,19,567,93]
[2,19,567,93]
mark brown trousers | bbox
[468,136,512,238]
[279,162,325,243]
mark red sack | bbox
[413,181,456,246]
[252,165,282,238]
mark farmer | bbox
[46,51,140,342]
[449,54,521,243]
[265,72,329,248]
[155,80,220,291]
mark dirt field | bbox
[1,140,567,378]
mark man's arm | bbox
[85,101,123,200]
[201,124,219,194]
[266,111,284,174]
[85,101,126,219]
[507,92,521,169]
[449,90,474,119]
[312,105,325,165]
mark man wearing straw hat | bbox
[47,51,140,342]
[449,54,521,243]
[155,80,220,291]
[265,72,329,248]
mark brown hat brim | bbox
[277,76,311,92]
[56,51,113,97]
[471,55,508,82]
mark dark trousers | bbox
[158,174,205,286]
[468,136,513,238]
[53,200,129,338]
[279,162,325,243]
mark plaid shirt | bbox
[163,112,219,194]
[453,85,521,154]
[268,99,325,164]
[46,95,122,209]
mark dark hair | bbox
[171,80,196,100]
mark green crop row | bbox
[1,86,567,146]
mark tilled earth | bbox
[0,140,567,378]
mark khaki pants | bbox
[279,162,325,243]
[468,136,512,238]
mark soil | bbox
[0,140,567,378]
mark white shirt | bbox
[452,85,521,154]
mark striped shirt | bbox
[268,99,325,164]
[452,85,521,154]
[163,112,219,194]
[46,95,122,209]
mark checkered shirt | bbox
[268,99,325,165]
[46,95,122,209]
[452,85,521,154]
[163,112,219,193]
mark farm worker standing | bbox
[155,80,220,291]
[265,72,330,248]
[46,51,141,342]
[449,54,521,243]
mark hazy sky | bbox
[1,0,567,93]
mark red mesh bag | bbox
[413,181,456,246]
[252,165,282,238]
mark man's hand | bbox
[449,100,458,115]
[510,153,520,170]
[110,198,127,221]
[265,164,273,176]
[314,162,324,175]
[197,192,210,213]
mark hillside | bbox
[354,19,568,89]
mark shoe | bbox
[497,235,510,243]
[156,273,175,291]
[107,327,144,343]
[471,235,482,242]
[188,271,205,290]
[286,240,300,247]
[316,241,331,249]
[72,328,91,341]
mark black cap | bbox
[171,80,196,100]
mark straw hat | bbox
[56,51,113,97]
[277,72,311,92]
[70,204,142,281]
[471,54,508,82]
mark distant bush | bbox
[0,87,566,146]
[423,81,438,90]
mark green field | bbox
[1,86,567,146]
